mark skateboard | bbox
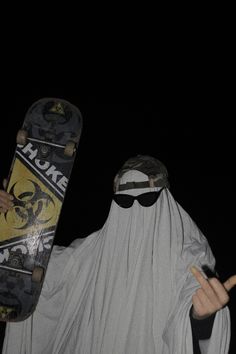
[0,98,83,321]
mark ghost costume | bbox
[3,159,231,353]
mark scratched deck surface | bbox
[0,98,82,321]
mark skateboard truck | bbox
[16,129,76,157]
[0,263,44,284]
[0,252,44,283]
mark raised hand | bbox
[190,266,236,319]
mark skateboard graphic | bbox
[0,98,83,321]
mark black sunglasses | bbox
[113,188,164,208]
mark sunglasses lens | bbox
[137,192,158,206]
[138,189,163,207]
[113,194,134,208]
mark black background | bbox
[0,92,235,352]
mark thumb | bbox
[224,275,236,292]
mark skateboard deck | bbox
[0,98,83,321]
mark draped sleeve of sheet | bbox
[3,188,231,354]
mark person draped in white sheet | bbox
[0,155,235,354]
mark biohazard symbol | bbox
[5,179,55,230]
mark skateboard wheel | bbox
[16,129,28,145]
[32,267,44,283]
[64,141,75,157]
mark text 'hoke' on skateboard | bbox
[0,98,83,321]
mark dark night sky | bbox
[0,92,235,351]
